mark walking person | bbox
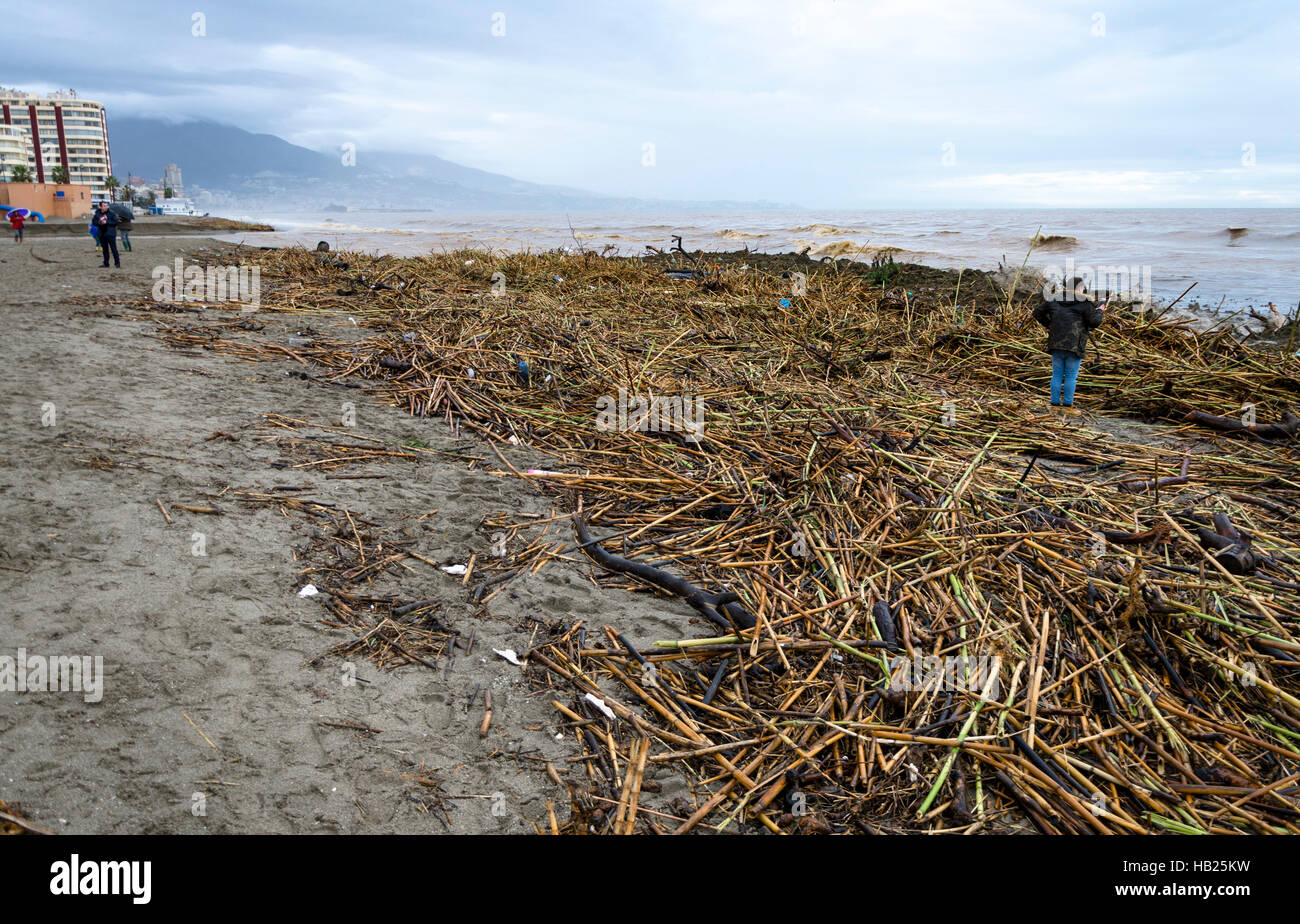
[91,200,120,268]
[8,210,24,243]
[1032,276,1106,415]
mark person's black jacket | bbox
[91,209,119,236]
[1032,297,1104,358]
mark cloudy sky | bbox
[8,0,1299,206]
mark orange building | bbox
[0,181,95,219]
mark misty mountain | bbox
[109,117,347,187]
[108,117,618,208]
[106,118,785,211]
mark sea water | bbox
[215,207,1299,321]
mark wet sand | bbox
[0,235,692,833]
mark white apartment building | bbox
[0,124,30,180]
[0,89,112,197]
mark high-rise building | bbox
[0,124,31,179]
[163,163,183,195]
[0,89,112,197]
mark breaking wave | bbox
[1034,234,1078,250]
[794,239,901,259]
[792,223,860,235]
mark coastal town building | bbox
[0,89,112,199]
[163,163,183,195]
[154,196,200,215]
[0,181,95,218]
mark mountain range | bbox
[107,117,783,211]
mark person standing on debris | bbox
[116,207,133,251]
[1032,276,1106,414]
[8,210,24,243]
[91,200,121,268]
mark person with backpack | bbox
[91,200,121,268]
[1032,276,1107,414]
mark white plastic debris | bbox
[297,584,319,598]
[494,648,525,667]
[466,367,475,377]
[584,694,616,719]
[440,564,467,576]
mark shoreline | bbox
[204,206,1300,320]
[21,215,275,237]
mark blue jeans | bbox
[1050,351,1082,405]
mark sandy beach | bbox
[0,234,697,834]
[2,231,1298,838]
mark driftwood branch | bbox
[1184,409,1300,441]
[573,514,755,630]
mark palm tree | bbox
[8,164,32,183]
[50,165,70,184]
[104,174,120,201]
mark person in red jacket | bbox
[8,210,24,243]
